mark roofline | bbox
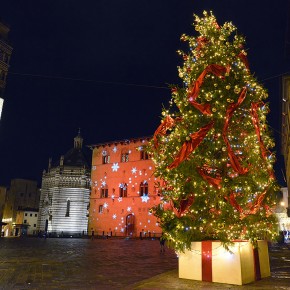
[87,136,152,150]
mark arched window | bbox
[65,199,70,217]
[119,183,128,197]
[140,181,148,196]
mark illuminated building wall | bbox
[0,186,7,232]
[0,20,13,120]
[88,137,162,238]
[282,76,290,216]
[2,179,40,236]
[37,132,91,236]
[14,209,39,236]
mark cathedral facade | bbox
[37,132,90,237]
[88,137,162,238]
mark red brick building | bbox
[88,137,162,238]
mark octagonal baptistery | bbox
[88,137,162,238]
[37,132,91,237]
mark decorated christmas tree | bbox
[148,11,279,252]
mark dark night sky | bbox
[0,0,289,186]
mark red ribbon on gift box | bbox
[202,241,213,282]
[201,241,262,282]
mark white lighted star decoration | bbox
[112,214,117,219]
[141,194,150,203]
[118,197,123,202]
[127,207,132,212]
[111,163,120,172]
[103,202,108,208]
[131,167,137,174]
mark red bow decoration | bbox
[168,121,214,169]
[222,87,249,174]
[188,64,228,115]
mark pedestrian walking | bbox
[160,233,166,253]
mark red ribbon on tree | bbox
[198,165,222,189]
[222,87,249,175]
[250,102,268,159]
[188,64,228,115]
[250,102,275,179]
[248,190,267,214]
[196,36,208,53]
[153,115,178,149]
[168,121,214,169]
[237,51,250,71]
[172,195,195,218]
[224,192,243,214]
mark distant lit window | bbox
[65,199,70,217]
[119,183,128,197]
[140,181,149,196]
[99,205,103,213]
[102,155,110,164]
[121,153,129,163]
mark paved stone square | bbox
[0,238,290,289]
[0,237,177,289]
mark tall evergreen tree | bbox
[148,11,279,252]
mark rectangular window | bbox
[99,205,103,213]
[25,213,27,216]
[24,220,27,224]
[34,224,36,227]
[121,153,129,163]
[119,184,127,197]
[102,155,110,164]
[101,188,108,198]
[30,213,32,217]
[140,150,149,160]
[35,214,37,217]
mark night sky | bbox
[0,0,289,186]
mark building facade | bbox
[281,76,290,216]
[2,179,40,237]
[276,187,290,242]
[0,186,7,235]
[88,137,162,238]
[14,208,39,236]
[37,132,90,237]
[0,20,13,119]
